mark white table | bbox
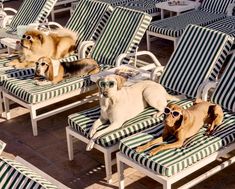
[156,0,199,19]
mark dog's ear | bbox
[115,75,126,90]
[175,109,188,129]
[37,34,44,44]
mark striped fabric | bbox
[159,24,233,98]
[124,0,167,15]
[211,54,235,112]
[68,99,193,147]
[200,0,234,14]
[98,0,134,7]
[0,157,57,189]
[119,111,235,177]
[148,10,226,37]
[205,16,235,36]
[89,6,152,66]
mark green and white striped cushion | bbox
[68,99,193,147]
[98,0,134,7]
[211,54,235,112]
[2,74,92,104]
[148,10,226,37]
[6,0,57,32]
[0,157,57,189]
[119,111,235,177]
[89,6,152,66]
[159,24,233,98]
[200,0,234,14]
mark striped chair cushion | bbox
[2,74,93,104]
[6,0,57,32]
[124,0,167,15]
[89,6,152,66]
[119,111,235,177]
[159,24,233,98]
[205,16,235,36]
[200,0,234,14]
[65,0,113,46]
[68,99,193,147]
[148,10,226,37]
[211,54,235,112]
[98,0,134,7]
[0,157,57,189]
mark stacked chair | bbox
[0,0,58,39]
[0,140,70,189]
[117,53,235,189]
[98,0,135,7]
[146,0,234,49]
[1,6,152,137]
[65,24,233,183]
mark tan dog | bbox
[136,99,224,156]
[86,76,185,151]
[6,28,77,68]
[34,57,100,85]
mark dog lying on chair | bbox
[86,75,185,151]
[136,99,224,156]
[34,57,100,85]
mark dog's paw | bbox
[136,146,146,153]
[86,139,95,151]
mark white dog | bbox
[86,75,184,151]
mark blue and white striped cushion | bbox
[211,54,235,112]
[159,24,233,98]
[200,0,234,14]
[119,111,235,177]
[68,99,193,147]
[0,157,58,189]
[148,10,226,37]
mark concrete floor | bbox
[1,1,235,189]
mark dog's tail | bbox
[166,93,186,101]
[52,28,78,42]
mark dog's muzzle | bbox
[101,91,108,98]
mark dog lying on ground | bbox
[86,76,185,151]
[5,28,77,68]
[136,99,224,156]
[34,57,100,85]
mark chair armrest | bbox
[151,65,165,82]
[0,140,6,154]
[116,50,162,67]
[79,40,95,59]
[198,80,217,101]
[227,3,235,16]
[47,21,63,28]
[4,7,17,14]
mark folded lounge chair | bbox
[65,24,233,183]
[146,0,234,50]
[117,53,235,189]
[1,7,152,137]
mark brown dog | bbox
[34,57,100,85]
[136,99,224,156]
[6,28,77,68]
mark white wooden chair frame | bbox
[116,80,235,189]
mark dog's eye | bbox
[99,81,106,88]
[26,35,31,40]
[172,111,180,117]
[22,35,26,39]
[35,62,39,66]
[41,62,46,66]
[164,107,171,114]
[109,81,115,88]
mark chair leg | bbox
[146,32,151,51]
[104,151,112,184]
[0,91,3,117]
[51,11,55,21]
[66,127,74,161]
[3,94,10,120]
[117,159,125,189]
[30,107,38,136]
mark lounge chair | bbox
[0,0,58,39]
[117,53,235,189]
[1,6,152,137]
[97,0,135,7]
[65,24,233,183]
[146,0,234,50]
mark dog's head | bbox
[96,74,126,98]
[35,57,52,77]
[21,29,45,50]
[164,104,184,128]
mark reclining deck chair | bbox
[97,0,134,7]
[1,7,152,137]
[146,0,234,50]
[0,0,114,116]
[117,53,235,189]
[65,24,233,183]
[0,0,58,39]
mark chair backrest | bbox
[159,24,233,98]
[211,54,235,112]
[90,6,152,66]
[0,157,58,189]
[6,0,58,32]
[200,0,234,14]
[66,0,113,46]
